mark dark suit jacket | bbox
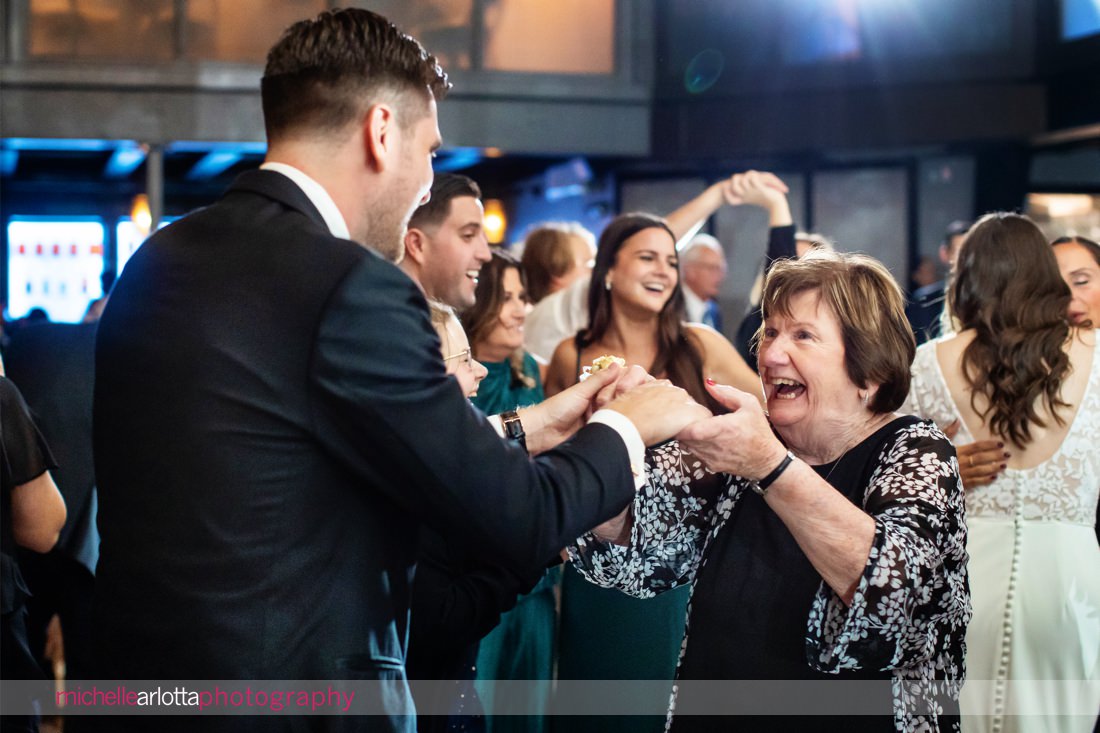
[905,280,946,346]
[90,170,633,732]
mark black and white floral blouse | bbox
[568,416,971,733]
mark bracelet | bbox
[500,409,527,454]
[751,450,795,497]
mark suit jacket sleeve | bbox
[309,254,635,572]
[411,527,543,655]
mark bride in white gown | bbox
[902,212,1099,733]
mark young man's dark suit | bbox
[90,169,634,729]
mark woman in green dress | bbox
[543,213,759,733]
[462,250,553,733]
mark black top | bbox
[734,224,797,371]
[573,416,968,733]
[2,376,58,572]
[670,419,917,733]
[4,321,98,571]
[2,376,57,642]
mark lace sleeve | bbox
[567,440,737,598]
[900,342,961,432]
[805,421,970,687]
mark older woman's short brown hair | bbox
[520,223,594,303]
[759,249,916,413]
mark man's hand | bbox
[518,363,626,454]
[943,419,1009,489]
[677,380,787,479]
[591,364,654,412]
[603,381,712,446]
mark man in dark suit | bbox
[89,8,705,732]
[906,219,970,344]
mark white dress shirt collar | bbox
[681,284,707,325]
[259,162,351,240]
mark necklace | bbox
[822,446,852,484]
[818,413,894,484]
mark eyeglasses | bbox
[443,347,473,368]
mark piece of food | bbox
[580,354,626,381]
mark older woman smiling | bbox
[570,249,971,733]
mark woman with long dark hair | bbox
[903,213,1099,733]
[545,213,758,410]
[544,211,757,733]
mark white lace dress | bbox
[902,340,1100,733]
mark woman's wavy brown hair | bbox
[582,213,718,412]
[948,212,1073,447]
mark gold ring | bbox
[968,456,974,468]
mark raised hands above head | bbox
[723,170,793,227]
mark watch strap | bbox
[751,450,795,496]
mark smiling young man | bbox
[400,172,491,310]
[88,9,710,733]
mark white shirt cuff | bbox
[589,409,647,489]
[487,414,504,437]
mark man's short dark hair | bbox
[944,220,971,245]
[408,173,482,231]
[261,8,451,141]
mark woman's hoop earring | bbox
[604,279,612,291]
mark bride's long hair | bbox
[948,212,1073,446]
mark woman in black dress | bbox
[570,250,970,733]
[2,372,66,731]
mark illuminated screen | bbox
[1062,0,1100,41]
[116,217,174,275]
[7,218,106,323]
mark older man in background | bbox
[679,233,728,331]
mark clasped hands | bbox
[519,365,784,481]
[516,363,710,454]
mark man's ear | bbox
[404,227,428,266]
[363,103,396,172]
[938,243,952,267]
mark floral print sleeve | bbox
[568,419,968,732]
[806,420,971,728]
[568,441,736,597]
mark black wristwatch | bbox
[500,409,527,453]
[751,450,795,497]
